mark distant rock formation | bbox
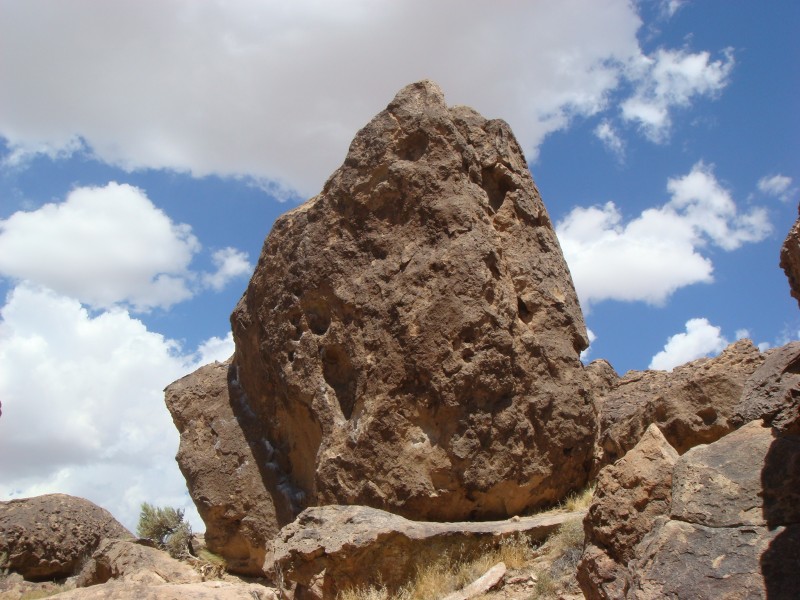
[593,339,763,471]
[780,203,800,308]
[0,493,131,581]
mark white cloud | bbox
[594,119,625,158]
[0,183,252,311]
[580,328,597,363]
[0,0,730,197]
[202,248,252,292]
[621,47,734,141]
[735,328,750,340]
[662,0,685,18]
[557,161,770,309]
[0,183,198,310]
[0,283,228,530]
[757,174,795,202]
[194,331,235,365]
[649,317,728,371]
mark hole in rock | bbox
[697,407,718,426]
[397,130,429,161]
[321,344,357,420]
[517,297,532,324]
[481,165,514,213]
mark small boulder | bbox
[79,538,202,586]
[0,493,131,581]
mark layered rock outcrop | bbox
[0,494,132,581]
[227,80,594,522]
[268,504,582,599]
[594,339,763,471]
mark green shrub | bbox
[136,502,192,559]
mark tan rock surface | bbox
[577,424,678,600]
[780,203,800,308]
[268,504,584,599]
[165,359,291,575]
[0,494,131,581]
[733,341,800,434]
[595,339,763,469]
[45,580,278,599]
[79,539,201,586]
[230,80,594,522]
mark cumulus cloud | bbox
[202,248,253,292]
[757,174,795,202]
[0,0,732,196]
[621,47,734,141]
[557,162,771,309]
[649,317,728,371]
[594,120,625,159]
[0,182,251,311]
[0,283,228,529]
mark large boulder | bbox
[627,421,800,599]
[595,339,763,470]
[267,504,583,599]
[733,341,800,434]
[780,203,800,308]
[0,494,131,581]
[79,539,202,586]
[44,580,278,599]
[577,424,678,599]
[165,359,291,575]
[228,80,594,521]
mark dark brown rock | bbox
[0,493,131,581]
[595,339,763,469]
[165,359,291,576]
[733,341,800,434]
[229,80,594,521]
[577,424,678,600]
[268,504,584,599]
[780,203,800,308]
[626,421,800,599]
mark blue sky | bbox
[0,0,797,530]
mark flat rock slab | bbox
[268,504,584,599]
[43,580,278,599]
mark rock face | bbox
[780,203,800,308]
[165,359,291,575]
[0,494,132,581]
[268,504,583,599]
[627,421,800,599]
[594,339,763,470]
[580,419,800,599]
[47,580,279,599]
[733,341,800,434]
[228,80,593,521]
[577,424,678,599]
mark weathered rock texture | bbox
[577,424,678,599]
[594,339,763,471]
[780,203,800,308]
[46,580,279,599]
[627,421,800,599]
[580,420,800,599]
[268,504,583,599]
[733,341,800,434]
[228,80,594,521]
[79,539,202,586]
[165,359,291,575]
[0,494,131,581]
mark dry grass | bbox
[337,535,535,600]
[560,483,595,513]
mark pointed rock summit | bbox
[168,81,596,570]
